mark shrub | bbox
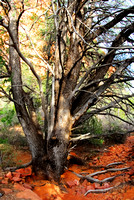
[0,103,18,127]
[73,115,103,136]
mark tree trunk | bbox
[47,93,72,181]
[8,7,72,181]
[8,3,47,175]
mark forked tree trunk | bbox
[9,7,72,181]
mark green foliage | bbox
[89,116,103,135]
[0,127,27,147]
[0,103,18,127]
[74,116,103,135]
[0,55,6,75]
[24,0,30,6]
[0,144,17,168]
[31,13,38,21]
[106,120,125,134]
[89,138,104,146]
[72,116,103,145]
[73,116,104,145]
[0,138,8,144]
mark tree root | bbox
[70,170,125,184]
[106,162,124,168]
[84,186,115,195]
[89,167,130,177]
[3,160,32,172]
[86,161,125,170]
[84,181,132,195]
[69,162,131,184]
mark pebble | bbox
[0,193,3,197]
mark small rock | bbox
[1,188,12,194]
[5,171,12,180]
[1,178,9,184]
[16,189,41,200]
[23,183,33,190]
[66,180,76,188]
[14,183,25,191]
[12,176,22,182]
[0,193,3,197]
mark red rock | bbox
[128,168,134,176]
[1,178,9,184]
[93,182,100,189]
[74,179,79,186]
[103,182,110,188]
[81,179,88,186]
[12,171,21,178]
[1,188,12,194]
[66,180,76,188]
[12,176,22,182]
[114,182,121,187]
[14,183,25,191]
[23,183,33,190]
[5,171,12,180]
[66,179,79,188]
[81,186,86,194]
[16,167,32,177]
[86,185,95,191]
[16,188,41,200]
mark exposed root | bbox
[106,162,124,168]
[87,162,125,170]
[89,167,130,177]
[4,160,32,172]
[84,186,115,195]
[69,162,131,184]
[70,171,125,184]
[84,181,132,195]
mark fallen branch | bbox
[4,161,32,172]
[71,130,132,142]
[70,132,92,141]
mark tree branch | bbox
[87,5,134,42]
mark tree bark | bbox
[8,1,46,174]
[8,3,73,181]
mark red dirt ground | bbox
[0,134,134,200]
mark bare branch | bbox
[21,25,54,75]
[29,6,51,31]
[87,5,134,41]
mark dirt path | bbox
[0,134,134,200]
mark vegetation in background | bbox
[0,103,18,127]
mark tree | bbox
[0,0,134,181]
